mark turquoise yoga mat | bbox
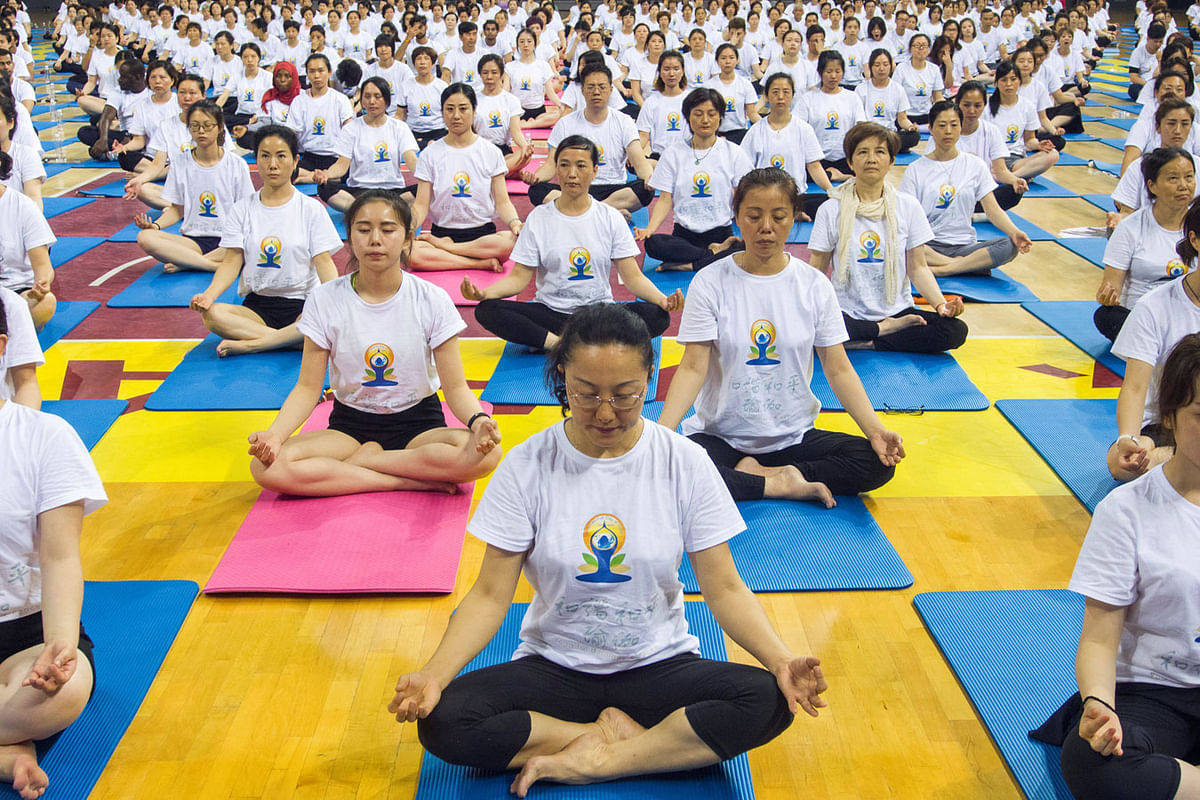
[36,301,99,350]
[481,338,662,406]
[107,264,240,308]
[144,334,312,411]
[1020,300,1125,377]
[42,399,127,450]
[811,349,989,412]
[51,236,107,268]
[42,197,95,217]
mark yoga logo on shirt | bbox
[465,70,475,82]
[520,77,531,90]
[1167,259,1189,278]
[746,318,781,365]
[243,88,254,102]
[824,111,840,130]
[873,101,886,118]
[418,101,432,116]
[451,171,472,197]
[312,116,327,135]
[487,110,504,128]
[849,56,858,68]
[693,71,704,84]
[567,247,593,280]
[1005,125,1019,145]
[916,82,928,96]
[666,112,682,131]
[769,153,785,169]
[373,141,390,162]
[858,230,883,263]
[576,513,631,583]
[361,342,399,386]
[691,172,712,198]
[596,145,606,165]
[725,96,736,113]
[935,183,956,209]
[257,236,283,268]
[197,191,218,218]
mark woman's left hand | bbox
[28,277,53,302]
[936,297,964,317]
[23,641,78,694]
[774,656,829,717]
[869,428,905,466]
[1038,138,1056,152]
[1012,176,1029,194]
[1011,230,1033,254]
[470,414,502,455]
[659,288,684,312]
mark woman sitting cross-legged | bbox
[465,135,683,350]
[808,122,968,353]
[390,302,826,797]
[657,167,905,505]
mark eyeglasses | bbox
[883,404,925,416]
[567,388,645,411]
[189,122,218,132]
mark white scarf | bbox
[831,178,903,306]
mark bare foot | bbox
[876,314,927,336]
[488,258,505,273]
[510,728,610,798]
[345,443,460,493]
[416,232,451,248]
[618,208,633,224]
[215,338,263,357]
[10,749,47,800]
[594,707,646,743]
[655,261,694,272]
[736,458,835,507]
[162,262,180,273]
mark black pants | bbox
[1128,84,1143,101]
[843,308,968,353]
[1036,129,1067,152]
[475,300,670,349]
[1094,304,1130,343]
[644,223,743,270]
[987,184,1021,211]
[1031,684,1200,800]
[413,127,447,149]
[298,153,338,172]
[1049,101,1084,134]
[688,427,895,500]
[821,156,851,175]
[897,127,920,153]
[75,127,144,171]
[417,652,794,771]
[718,127,748,144]
[529,179,654,208]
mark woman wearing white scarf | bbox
[809,122,969,353]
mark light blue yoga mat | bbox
[914,589,1081,800]
[109,219,180,242]
[894,151,921,165]
[732,220,811,244]
[42,136,80,151]
[43,159,116,174]
[1056,236,1107,267]
[76,178,133,197]
[1023,177,1077,198]
[975,214,1056,241]
[108,264,240,308]
[1054,152,1088,166]
[996,398,1121,513]
[145,333,308,411]
[925,270,1039,303]
[1097,138,1128,151]
[1094,117,1136,131]
[413,601,757,800]
[1021,300,1125,377]
[52,236,107,267]
[31,104,85,117]
[1060,133,1099,142]
[42,399,127,450]
[678,497,912,592]
[1108,103,1142,113]
[37,301,99,350]
[42,196,95,217]
[811,350,990,412]
[0,580,198,800]
[481,338,662,406]
[642,255,694,296]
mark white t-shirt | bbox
[219,189,343,299]
[87,48,120,98]
[146,114,194,162]
[1071,465,1200,688]
[162,148,254,238]
[176,40,214,73]
[397,77,448,132]
[740,114,825,190]
[510,198,640,312]
[649,137,753,232]
[548,109,641,186]
[635,90,687,155]
[443,47,483,86]
[762,57,818,94]
[560,81,626,112]
[1112,279,1200,427]
[677,254,849,452]
[958,119,1009,165]
[1103,206,1193,309]
[856,79,911,127]
[206,55,240,94]
[810,192,934,320]
[899,152,997,245]
[2,143,45,194]
[894,60,944,116]
[474,90,524,147]
[714,74,758,132]
[467,420,744,673]
[340,29,373,61]
[298,273,466,413]
[364,60,416,113]
[0,287,43,400]
[414,136,507,229]
[1113,152,1200,214]
[227,68,273,116]
[0,189,55,291]
[286,89,355,155]
[335,116,418,188]
[1128,43,1159,82]
[506,58,557,109]
[984,98,1041,157]
[0,401,107,624]
[683,50,718,86]
[802,88,867,159]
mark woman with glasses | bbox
[391,301,826,794]
[657,168,904,505]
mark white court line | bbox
[90,255,153,286]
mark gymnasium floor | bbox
[22,29,1145,800]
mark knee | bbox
[639,303,670,337]
[1061,734,1180,800]
[250,452,295,493]
[940,316,969,350]
[473,298,503,331]
[415,687,496,768]
[136,228,157,250]
[316,181,339,202]
[859,457,896,493]
[464,439,503,481]
[1045,148,1060,166]
[991,238,1019,267]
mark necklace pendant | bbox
[694,157,700,165]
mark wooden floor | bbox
[29,35,1143,800]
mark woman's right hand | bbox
[1096,280,1120,306]
[190,292,214,312]
[124,176,145,199]
[519,168,540,184]
[460,277,486,301]
[134,212,156,230]
[1079,700,1124,756]
[1113,434,1150,479]
[247,430,285,466]
[388,671,442,722]
[632,227,651,241]
[313,169,328,184]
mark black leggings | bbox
[75,127,144,171]
[688,427,895,500]
[897,127,920,153]
[475,300,670,349]
[1094,303,1130,343]
[644,223,744,271]
[417,652,794,771]
[843,308,968,353]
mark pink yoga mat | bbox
[204,400,491,595]
[524,127,553,139]
[413,260,514,306]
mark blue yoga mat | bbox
[894,151,920,165]
[642,255,694,296]
[42,136,80,152]
[1021,300,1125,376]
[1054,152,1088,166]
[1092,90,1133,101]
[926,270,1039,303]
[31,104,85,117]
[975,214,1055,242]
[481,338,662,406]
[1108,103,1142,113]
[145,333,308,411]
[52,236,107,267]
[811,349,990,412]
[1060,133,1099,142]
[77,178,132,197]
[42,399,128,450]
[413,601,757,800]
[37,300,99,350]
[1079,194,1114,211]
[1024,177,1077,198]
[996,398,1121,513]
[42,196,95,217]
[108,263,239,308]
[1056,236,1107,266]
[913,589,1082,800]
[1097,138,1128,151]
[733,220,811,244]
[678,497,912,592]
[109,219,180,242]
[1094,117,1136,131]
[43,159,116,174]
[0,580,198,800]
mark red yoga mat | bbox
[413,259,514,306]
[204,399,491,594]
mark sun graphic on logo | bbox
[858,230,883,262]
[364,342,394,370]
[935,183,956,209]
[419,102,432,115]
[258,236,283,267]
[451,171,471,196]
[198,190,218,217]
[1168,259,1189,278]
[746,318,781,364]
[770,153,785,169]
[374,141,390,162]
[692,171,712,197]
[874,102,885,117]
[576,512,631,581]
[312,116,326,134]
[666,112,681,130]
[751,319,775,346]
[825,111,839,129]
[488,111,503,126]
